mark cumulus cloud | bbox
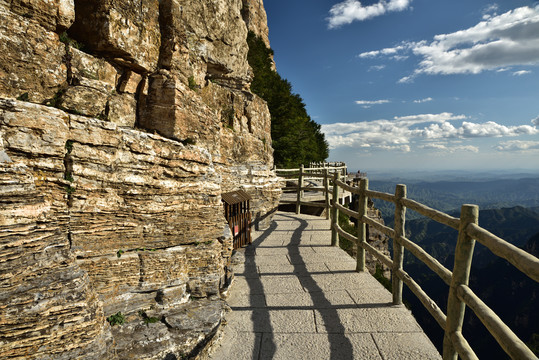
[359,6,539,80]
[328,0,412,29]
[321,112,539,152]
[495,140,539,151]
[532,116,539,126]
[413,97,433,103]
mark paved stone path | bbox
[209,212,441,360]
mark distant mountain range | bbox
[369,177,539,225]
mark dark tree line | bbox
[247,32,328,168]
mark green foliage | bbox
[17,93,29,101]
[337,212,356,253]
[138,310,160,325]
[188,76,198,90]
[221,106,235,129]
[65,185,75,195]
[59,32,84,50]
[116,249,124,258]
[65,140,74,153]
[373,264,392,292]
[107,312,125,326]
[247,32,329,168]
[45,89,66,109]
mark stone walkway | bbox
[209,212,441,360]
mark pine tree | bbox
[247,32,329,168]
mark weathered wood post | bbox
[324,168,330,220]
[392,184,406,305]
[331,172,339,246]
[356,178,368,272]
[296,165,304,214]
[443,204,479,360]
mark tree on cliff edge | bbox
[247,32,329,168]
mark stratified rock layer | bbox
[0,0,280,358]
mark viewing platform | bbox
[209,212,441,359]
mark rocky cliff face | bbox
[0,0,279,358]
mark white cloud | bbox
[420,143,480,153]
[359,6,539,79]
[328,0,412,29]
[495,140,539,151]
[322,112,539,152]
[513,70,532,76]
[413,97,433,103]
[355,99,390,108]
[482,3,499,20]
[368,64,386,71]
[532,116,539,126]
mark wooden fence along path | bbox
[275,163,539,360]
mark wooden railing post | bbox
[296,165,304,214]
[356,178,368,272]
[443,205,479,360]
[324,168,330,220]
[331,172,339,246]
[392,184,406,305]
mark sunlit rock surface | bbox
[0,0,280,357]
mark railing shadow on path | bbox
[242,220,278,360]
[280,213,355,359]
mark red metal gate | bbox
[222,190,252,249]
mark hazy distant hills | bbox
[404,205,539,268]
[370,177,539,224]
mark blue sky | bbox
[263,0,539,172]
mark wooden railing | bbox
[275,163,347,218]
[276,164,539,360]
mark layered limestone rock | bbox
[69,0,161,73]
[0,6,68,103]
[0,0,280,357]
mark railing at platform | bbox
[275,163,539,360]
[275,163,347,218]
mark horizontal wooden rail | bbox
[364,189,395,203]
[335,202,358,220]
[300,186,326,192]
[401,198,460,230]
[299,201,327,208]
[398,235,452,285]
[360,236,394,269]
[466,223,539,283]
[361,215,395,239]
[457,285,537,360]
[395,268,447,329]
[334,178,357,194]
[279,200,298,205]
[334,222,394,269]
[333,222,358,244]
[275,168,299,172]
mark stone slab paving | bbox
[209,212,441,360]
